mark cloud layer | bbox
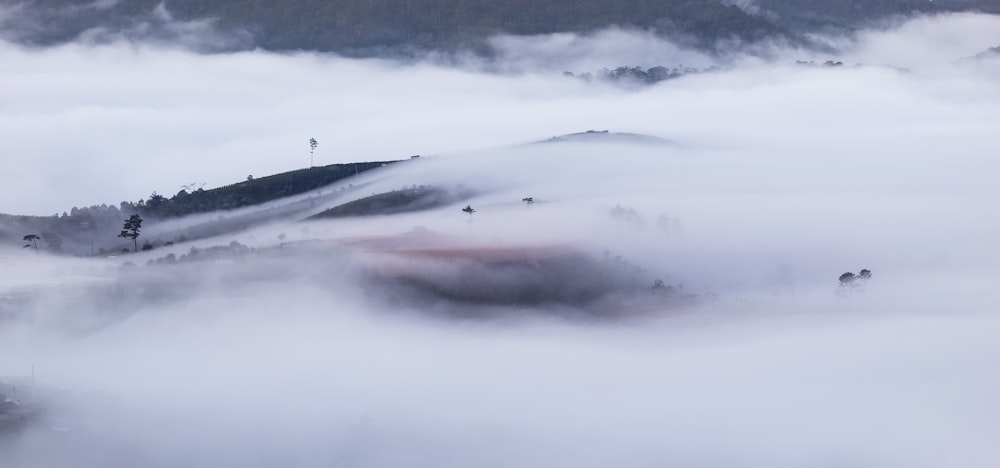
[1,11,1000,468]
[0,12,998,215]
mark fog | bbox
[2,11,1000,468]
[2,12,998,215]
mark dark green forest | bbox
[134,161,392,219]
[309,185,475,220]
[5,0,998,54]
[0,161,396,256]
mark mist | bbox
[2,11,998,215]
[2,11,1000,468]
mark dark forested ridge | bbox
[309,185,475,220]
[0,161,397,256]
[3,0,998,54]
[137,161,394,219]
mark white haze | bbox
[1,11,1000,468]
[0,12,997,214]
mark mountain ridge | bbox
[0,160,399,256]
[4,0,998,55]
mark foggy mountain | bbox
[2,0,999,54]
[2,6,1000,468]
[0,160,402,256]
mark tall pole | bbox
[309,138,318,168]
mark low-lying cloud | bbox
[1,11,999,468]
[0,12,997,216]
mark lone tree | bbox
[118,214,143,252]
[838,272,857,286]
[22,234,39,254]
[309,138,318,167]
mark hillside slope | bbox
[5,0,997,54]
[0,161,397,256]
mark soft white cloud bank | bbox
[1,252,998,467]
[1,11,1000,468]
[0,12,997,215]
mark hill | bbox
[0,160,398,256]
[136,161,396,219]
[5,0,998,54]
[309,185,474,220]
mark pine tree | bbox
[118,214,143,252]
[22,234,40,254]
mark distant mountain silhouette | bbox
[5,0,997,54]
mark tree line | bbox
[1,161,395,256]
[16,0,999,55]
[565,64,720,85]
